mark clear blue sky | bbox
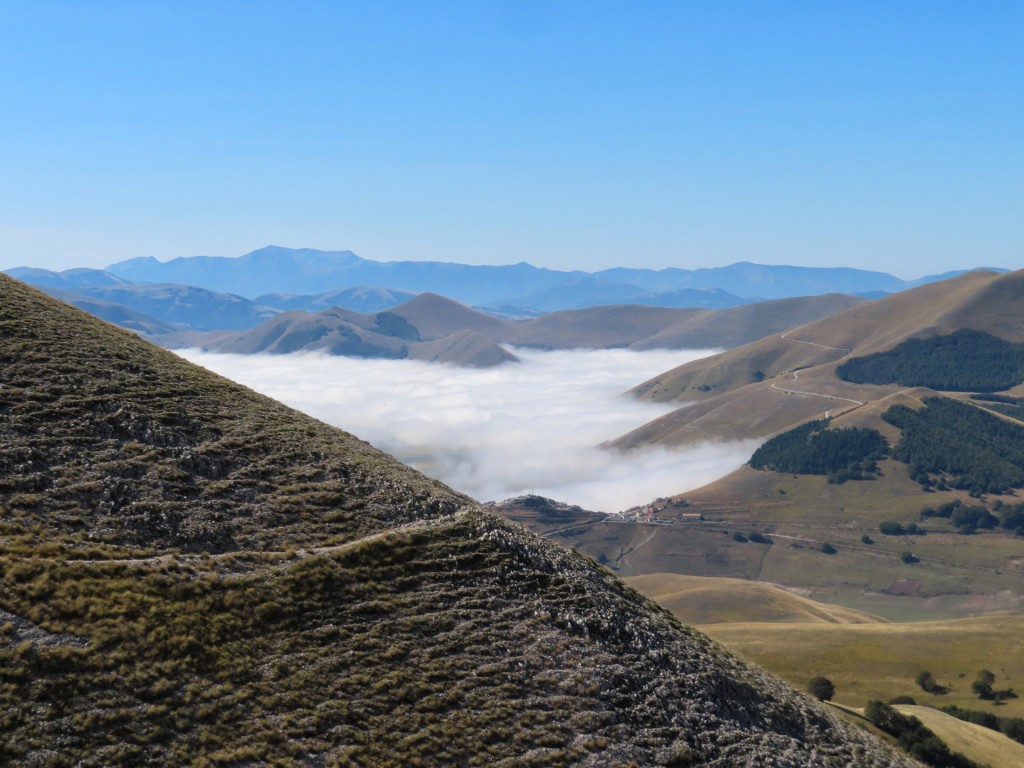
[1,1,1021,277]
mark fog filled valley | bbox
[179,346,759,511]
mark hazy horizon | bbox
[3,4,1020,278]
[179,346,758,512]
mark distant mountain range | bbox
[5,248,1008,368]
[101,245,997,306]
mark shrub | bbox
[807,676,835,701]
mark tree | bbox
[807,676,835,701]
[916,670,938,692]
[820,542,837,555]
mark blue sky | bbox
[1,1,1021,277]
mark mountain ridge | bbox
[99,244,998,305]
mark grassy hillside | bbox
[620,269,1021,447]
[0,275,916,766]
[895,705,1024,768]
[541,455,1024,622]
[624,574,888,625]
[700,616,1024,719]
[205,304,518,367]
[630,293,866,351]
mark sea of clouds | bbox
[178,347,759,512]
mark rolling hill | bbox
[615,269,1023,448]
[190,291,870,365]
[0,274,917,766]
[624,574,888,625]
[199,303,518,367]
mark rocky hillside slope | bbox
[0,275,917,767]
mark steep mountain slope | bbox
[0,275,917,766]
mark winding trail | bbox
[779,329,853,353]
[769,369,865,407]
[769,329,865,408]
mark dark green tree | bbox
[807,676,835,701]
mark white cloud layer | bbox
[178,347,759,512]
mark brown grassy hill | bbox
[387,291,508,340]
[625,574,888,625]
[507,304,702,348]
[630,293,866,351]
[201,305,517,367]
[0,274,917,767]
[506,294,866,350]
[631,269,1010,407]
[894,706,1024,768]
[616,269,1020,447]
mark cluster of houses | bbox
[610,502,703,525]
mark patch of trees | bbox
[863,700,984,768]
[915,670,948,695]
[837,329,1024,391]
[941,705,1024,745]
[970,669,1016,702]
[749,419,888,482]
[998,502,1024,534]
[919,501,997,534]
[879,521,924,536]
[882,397,1024,494]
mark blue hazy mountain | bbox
[6,268,278,331]
[104,245,985,306]
[254,286,418,314]
[108,246,580,305]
